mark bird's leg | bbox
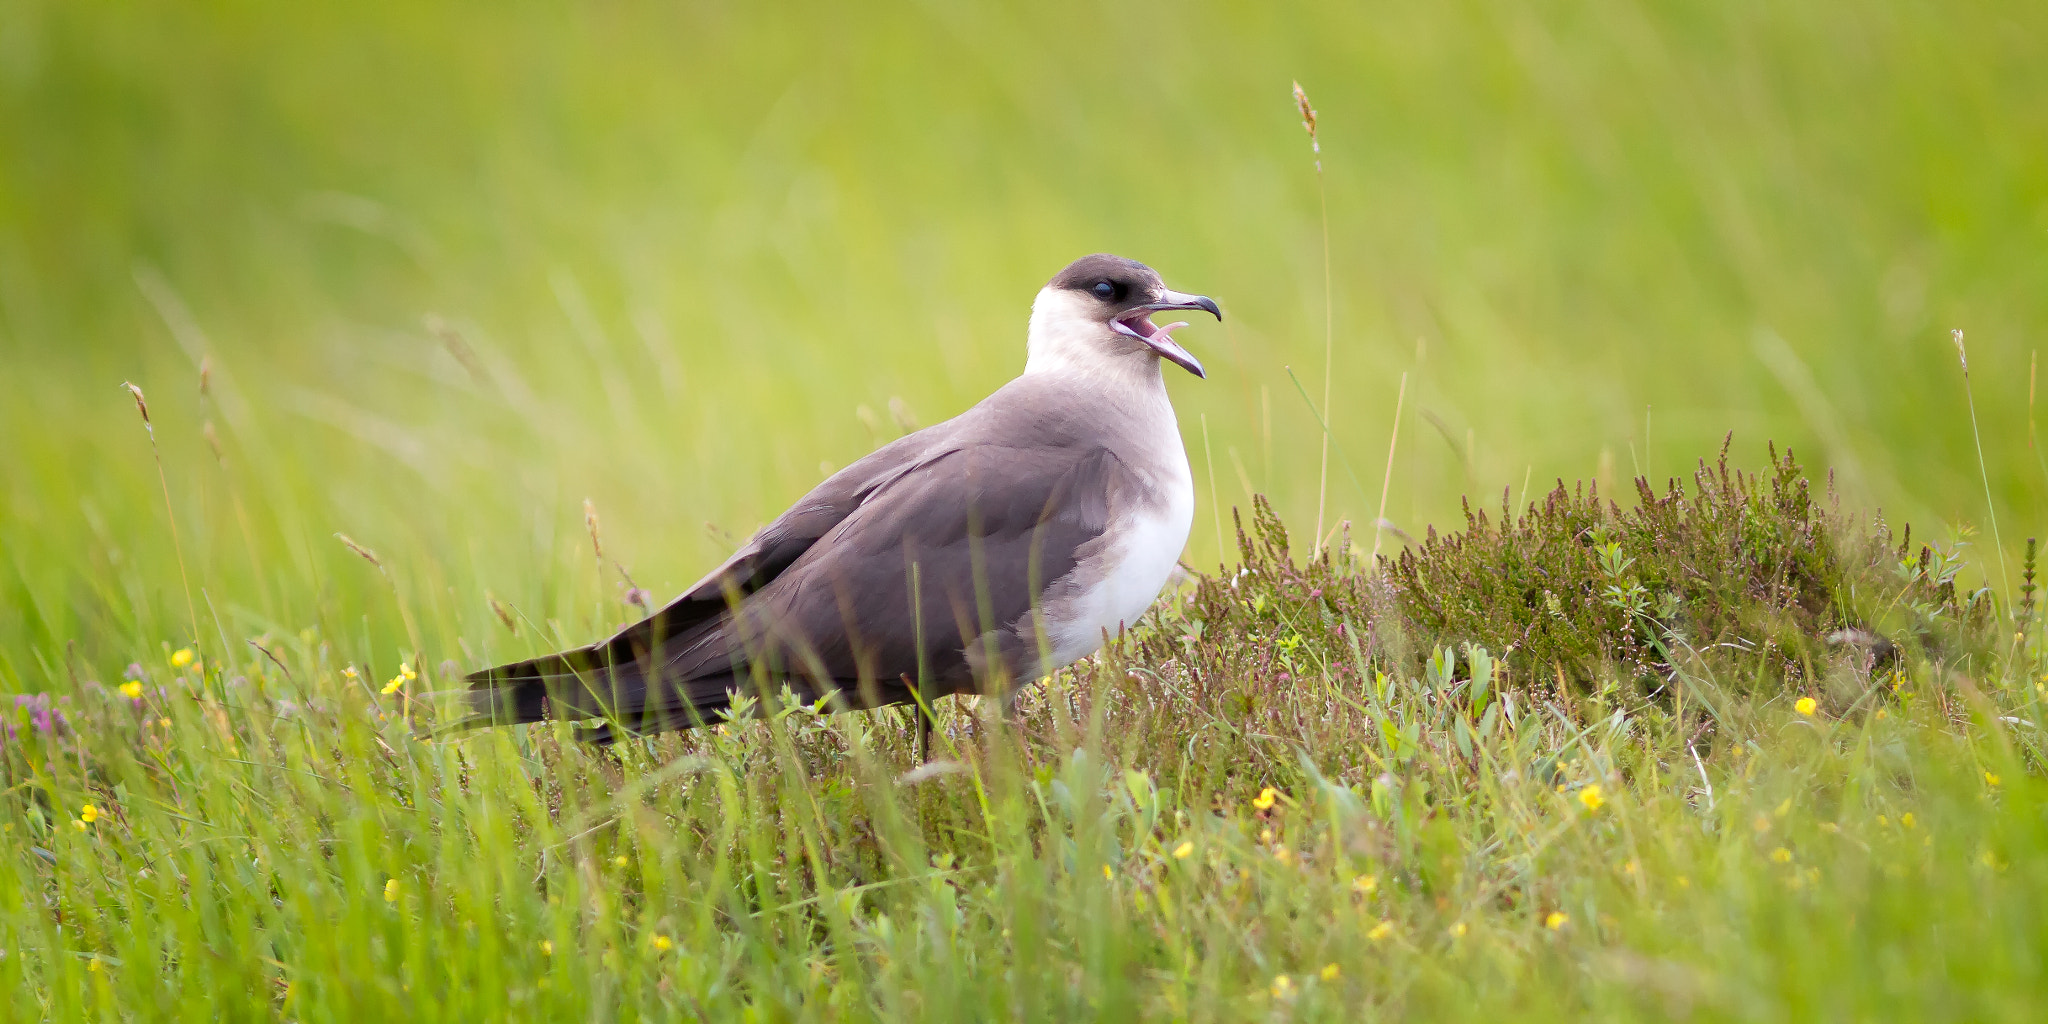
[900,673,938,763]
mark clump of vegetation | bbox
[1386,440,1989,691]
[1147,442,1993,746]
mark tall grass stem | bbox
[1201,413,1225,561]
[1294,82,1333,556]
[1953,330,2013,610]
[1371,372,1408,564]
[124,382,200,645]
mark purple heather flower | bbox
[15,693,69,736]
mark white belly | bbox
[1044,462,1194,668]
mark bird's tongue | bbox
[1123,313,1204,378]
[1120,312,1191,342]
[1145,318,1192,343]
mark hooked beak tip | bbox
[1152,288,1222,322]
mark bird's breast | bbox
[1040,429,1194,670]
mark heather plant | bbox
[1385,441,1991,702]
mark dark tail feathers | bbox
[452,645,751,745]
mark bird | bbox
[460,254,1220,747]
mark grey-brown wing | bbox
[511,440,1127,736]
[461,427,947,722]
[707,440,1124,691]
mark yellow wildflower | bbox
[614,855,629,867]
[73,819,87,831]
[1102,865,1114,881]
[342,666,359,680]
[651,935,673,952]
[119,681,144,700]
[1770,847,1793,863]
[1622,859,1639,874]
[1449,921,1468,938]
[1876,814,1889,827]
[1578,785,1605,812]
[1545,912,1568,930]
[1352,874,1378,894]
[1985,771,2001,787]
[87,957,99,973]
[170,648,194,669]
[1676,876,1690,888]
[381,675,406,695]
[1901,812,1916,830]
[1875,708,1888,719]
[1270,974,1295,999]
[1320,963,1341,981]
[1795,697,1817,716]
[80,804,99,824]
[384,879,399,903]
[539,939,553,956]
[1367,920,1394,941]
[1252,787,1278,811]
[1273,846,1292,864]
[1172,841,1194,859]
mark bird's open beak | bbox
[1112,288,1222,379]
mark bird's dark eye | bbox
[1092,280,1119,301]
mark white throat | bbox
[1024,287,1151,381]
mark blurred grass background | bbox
[4,0,2047,670]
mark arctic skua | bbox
[462,254,1220,744]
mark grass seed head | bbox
[1292,81,1318,151]
[584,498,605,562]
[121,382,153,436]
[334,533,383,569]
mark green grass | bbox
[5,0,2048,1019]
[7,452,2048,1020]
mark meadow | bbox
[5,0,2048,1019]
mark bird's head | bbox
[1026,254,1221,380]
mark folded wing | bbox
[461,434,1125,740]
